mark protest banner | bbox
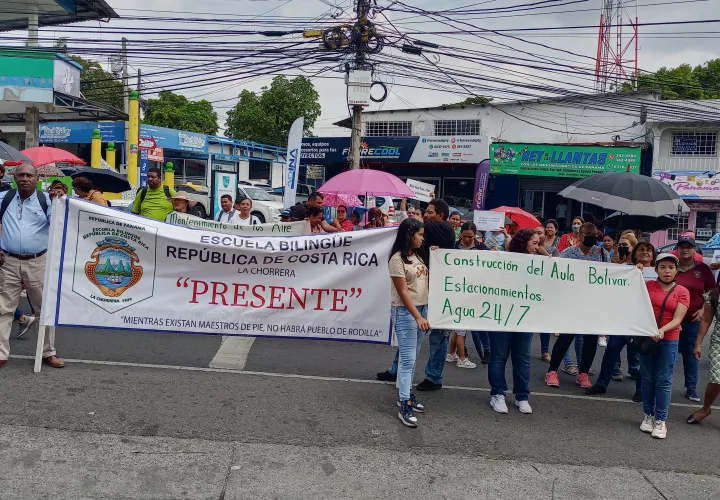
[473,210,505,231]
[406,178,435,202]
[165,211,310,236]
[428,250,657,336]
[39,199,396,365]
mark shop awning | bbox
[0,91,128,125]
[0,0,118,32]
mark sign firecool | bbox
[428,250,657,336]
[41,198,395,346]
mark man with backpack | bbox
[0,164,63,369]
[131,167,175,221]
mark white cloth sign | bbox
[41,198,395,344]
[428,250,657,336]
[405,178,435,202]
[165,212,310,236]
[473,210,505,231]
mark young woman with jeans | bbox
[640,253,689,439]
[389,218,431,427]
[488,228,537,415]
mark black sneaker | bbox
[398,400,418,427]
[481,350,490,365]
[416,379,442,391]
[632,391,642,403]
[585,384,607,395]
[376,370,396,382]
[397,393,425,413]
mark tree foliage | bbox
[71,55,124,111]
[143,91,219,135]
[622,59,720,100]
[442,96,493,107]
[225,76,321,145]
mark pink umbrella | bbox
[21,146,86,167]
[320,192,363,207]
[318,169,415,197]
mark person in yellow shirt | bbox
[131,167,176,221]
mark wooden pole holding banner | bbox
[33,326,46,373]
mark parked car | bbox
[656,240,713,267]
[239,180,272,191]
[268,184,317,204]
[108,198,133,213]
[174,183,211,219]
[237,185,282,223]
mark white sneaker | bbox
[20,289,27,298]
[516,400,533,414]
[16,315,36,338]
[456,358,477,369]
[598,336,608,347]
[490,395,508,414]
[446,353,459,363]
[640,415,655,433]
[651,420,667,439]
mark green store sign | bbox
[489,143,641,178]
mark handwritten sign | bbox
[165,212,310,236]
[406,178,435,202]
[428,250,657,336]
[473,210,505,231]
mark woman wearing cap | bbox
[640,253,689,438]
[168,191,197,215]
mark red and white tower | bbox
[595,0,639,92]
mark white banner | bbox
[428,250,657,336]
[284,117,304,209]
[408,136,487,163]
[42,198,395,344]
[165,212,310,236]
[405,178,435,202]
[473,210,505,231]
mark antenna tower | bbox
[595,0,639,92]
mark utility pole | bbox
[347,0,372,170]
[122,37,130,171]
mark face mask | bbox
[583,235,597,247]
[572,224,581,233]
[618,246,630,258]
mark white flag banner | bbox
[284,116,305,208]
[428,250,657,336]
[41,198,394,344]
[165,211,311,236]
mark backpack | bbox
[0,189,48,222]
[138,185,171,205]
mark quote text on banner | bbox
[428,250,657,336]
[44,199,395,343]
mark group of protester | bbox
[380,198,720,439]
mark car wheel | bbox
[190,204,207,219]
[252,211,265,223]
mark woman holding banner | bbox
[487,228,537,415]
[389,218,431,427]
[640,253,689,439]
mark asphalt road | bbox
[3,319,720,499]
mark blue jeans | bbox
[539,332,550,354]
[640,339,679,421]
[678,321,700,393]
[488,331,533,401]
[597,336,641,392]
[471,331,490,356]
[393,305,427,401]
[425,329,449,384]
[562,334,584,367]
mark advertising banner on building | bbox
[490,143,641,178]
[140,124,208,154]
[654,171,720,200]
[40,121,126,144]
[472,159,490,210]
[212,171,238,219]
[41,199,395,344]
[427,250,656,336]
[301,136,486,164]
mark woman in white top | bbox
[234,197,261,226]
[632,241,658,281]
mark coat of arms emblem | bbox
[85,237,143,297]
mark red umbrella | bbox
[21,146,86,167]
[491,206,542,230]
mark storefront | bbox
[301,136,487,216]
[39,121,125,163]
[139,124,208,186]
[489,143,644,229]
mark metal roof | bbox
[0,91,127,124]
[0,0,118,32]
[645,99,720,123]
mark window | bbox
[671,131,718,157]
[365,121,413,137]
[666,213,690,241]
[434,119,481,136]
[248,159,270,180]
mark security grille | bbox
[671,131,718,157]
[433,119,481,136]
[365,121,413,137]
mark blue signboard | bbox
[673,136,698,153]
[39,121,125,144]
[140,124,208,154]
[139,148,149,187]
[301,137,418,163]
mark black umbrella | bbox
[0,141,33,165]
[601,212,676,231]
[559,172,688,217]
[71,167,131,193]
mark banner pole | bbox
[33,325,45,373]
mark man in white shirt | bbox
[555,199,568,230]
[216,194,242,223]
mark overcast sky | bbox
[28,0,720,138]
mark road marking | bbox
[208,336,255,370]
[11,355,718,410]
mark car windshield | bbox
[243,187,275,201]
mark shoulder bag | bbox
[637,284,676,356]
